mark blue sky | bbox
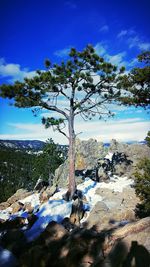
[0,0,150,144]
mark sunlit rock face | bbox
[54,138,106,187]
[54,138,150,188]
[75,138,106,170]
[109,139,150,164]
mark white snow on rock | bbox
[25,199,72,241]
[0,175,134,241]
[104,152,113,161]
[78,178,102,208]
[50,188,67,200]
[19,193,40,210]
[100,176,134,192]
[0,207,12,221]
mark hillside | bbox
[0,140,68,203]
[0,140,46,151]
[0,140,150,266]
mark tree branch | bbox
[41,101,69,119]
[56,125,69,140]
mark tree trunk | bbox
[67,114,76,200]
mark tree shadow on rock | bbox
[122,240,150,267]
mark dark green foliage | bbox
[0,44,125,127]
[119,51,150,108]
[134,158,150,218]
[145,131,150,147]
[0,148,36,202]
[32,139,65,184]
[0,139,65,202]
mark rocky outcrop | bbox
[54,138,106,187]
[0,189,32,210]
[0,175,149,267]
[75,138,105,170]
[54,139,150,188]
[7,189,32,205]
[17,217,150,267]
[110,139,150,164]
[85,186,140,230]
[39,185,57,203]
[0,201,11,210]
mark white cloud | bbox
[0,58,36,82]
[128,36,140,49]
[128,57,138,67]
[117,29,150,51]
[106,52,126,66]
[128,36,150,50]
[138,42,150,50]
[1,123,67,144]
[94,43,126,67]
[117,30,128,38]
[54,47,71,58]
[94,43,107,56]
[75,118,149,143]
[117,29,135,39]
[99,25,109,32]
[1,117,149,144]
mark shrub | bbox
[134,158,150,218]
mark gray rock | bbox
[98,166,109,181]
[54,138,106,187]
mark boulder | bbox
[27,214,38,228]
[23,202,34,213]
[19,244,48,267]
[54,160,69,188]
[98,166,109,182]
[113,162,131,176]
[39,185,57,203]
[65,228,105,267]
[75,138,106,170]
[7,189,32,205]
[103,217,150,265]
[70,198,84,226]
[86,187,139,230]
[34,178,49,192]
[39,221,68,246]
[0,202,10,210]
[54,138,106,187]
[109,139,150,166]
[0,217,27,231]
[10,202,23,213]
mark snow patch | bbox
[0,174,134,241]
[100,176,134,192]
[25,199,72,241]
[19,193,40,210]
[104,152,113,161]
[0,207,12,221]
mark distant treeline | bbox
[0,139,66,202]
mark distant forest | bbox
[0,139,67,202]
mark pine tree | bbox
[134,158,150,217]
[118,51,150,108]
[32,138,64,185]
[0,45,128,200]
[145,131,150,147]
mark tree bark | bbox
[67,113,76,200]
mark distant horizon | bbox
[0,137,146,146]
